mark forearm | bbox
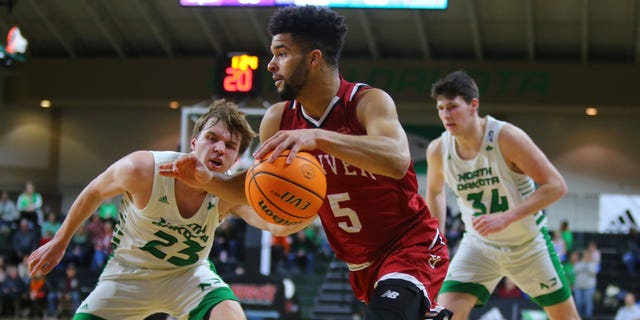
[266,217,316,237]
[427,191,447,234]
[54,184,105,246]
[203,171,248,205]
[316,130,410,179]
[505,182,566,223]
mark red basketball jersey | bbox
[279,77,441,265]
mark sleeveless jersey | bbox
[110,151,221,270]
[440,116,546,246]
[279,77,440,265]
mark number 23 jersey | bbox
[111,151,220,270]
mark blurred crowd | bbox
[0,181,333,319]
[0,182,117,318]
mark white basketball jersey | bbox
[441,116,546,246]
[111,151,221,270]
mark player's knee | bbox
[366,279,427,320]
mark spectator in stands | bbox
[496,277,524,299]
[587,239,602,272]
[85,212,104,240]
[623,227,640,273]
[271,234,291,275]
[0,190,20,232]
[97,197,119,224]
[211,218,241,275]
[1,265,27,318]
[0,256,6,283]
[563,250,579,291]
[17,255,31,284]
[16,181,44,230]
[615,291,640,320]
[64,222,93,268]
[551,230,567,263]
[309,219,332,260]
[288,230,317,275]
[444,211,465,257]
[574,248,599,318]
[560,220,574,253]
[28,269,48,318]
[40,212,62,246]
[56,263,81,315]
[11,219,39,265]
[90,220,113,272]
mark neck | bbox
[297,69,341,120]
[455,115,486,152]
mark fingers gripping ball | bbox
[245,150,326,226]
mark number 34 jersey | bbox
[111,151,220,270]
[441,116,546,247]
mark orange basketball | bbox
[245,150,326,226]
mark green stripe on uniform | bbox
[439,280,492,306]
[73,313,107,320]
[533,227,573,307]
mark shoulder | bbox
[426,137,444,158]
[113,151,155,181]
[260,102,287,141]
[354,88,398,123]
[496,121,529,144]
[265,101,287,117]
[355,88,394,109]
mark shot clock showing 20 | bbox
[220,53,260,96]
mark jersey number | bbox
[328,193,362,233]
[140,230,205,266]
[467,188,509,217]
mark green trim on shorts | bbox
[73,313,107,320]
[189,286,239,320]
[439,280,492,306]
[531,227,573,307]
[188,260,238,320]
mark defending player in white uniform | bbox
[425,70,580,320]
[28,100,311,320]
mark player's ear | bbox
[309,49,322,65]
[471,98,480,112]
[190,138,196,151]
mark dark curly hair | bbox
[268,6,347,67]
[430,70,480,104]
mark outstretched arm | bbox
[227,204,316,237]
[254,90,412,179]
[28,151,154,276]
[158,155,248,205]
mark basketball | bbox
[245,150,326,226]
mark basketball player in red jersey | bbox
[256,6,451,320]
[160,6,451,319]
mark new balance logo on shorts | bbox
[380,290,400,299]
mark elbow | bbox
[555,179,568,199]
[387,157,411,180]
[270,226,297,237]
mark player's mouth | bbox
[273,76,283,88]
[208,159,223,170]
